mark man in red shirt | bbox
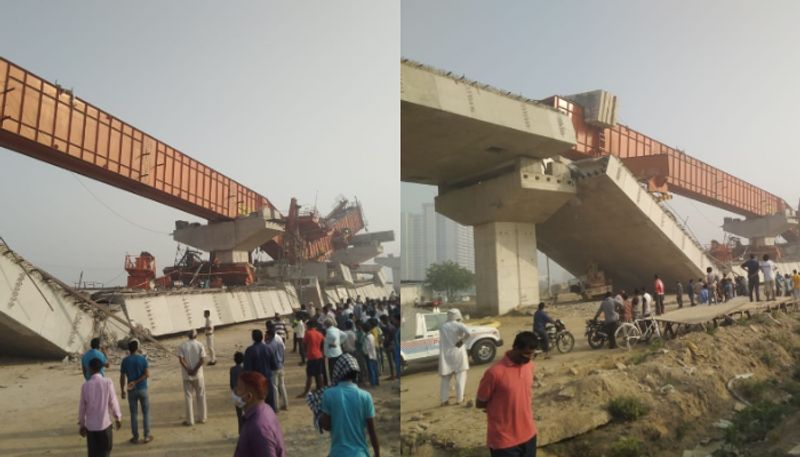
[476,332,538,457]
[297,320,325,397]
[653,274,665,315]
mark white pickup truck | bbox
[400,311,504,365]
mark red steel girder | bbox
[544,96,789,218]
[0,57,279,222]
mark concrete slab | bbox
[401,60,576,187]
[537,156,717,292]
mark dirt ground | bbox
[0,321,400,457]
[400,296,800,456]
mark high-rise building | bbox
[401,204,475,281]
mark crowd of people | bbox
[75,295,400,457]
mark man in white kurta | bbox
[439,308,470,405]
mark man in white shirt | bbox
[203,310,216,366]
[641,289,653,317]
[323,317,344,385]
[177,329,207,426]
[760,254,777,301]
[293,315,306,365]
[438,309,470,406]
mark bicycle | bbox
[614,314,663,350]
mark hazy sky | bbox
[0,1,399,286]
[402,1,800,255]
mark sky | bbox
[402,0,800,279]
[0,1,399,286]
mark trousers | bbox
[490,435,537,457]
[183,377,207,424]
[440,370,467,403]
[272,368,289,410]
[86,426,113,457]
[205,334,216,363]
[127,388,150,440]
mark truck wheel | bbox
[471,339,496,364]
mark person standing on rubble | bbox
[178,329,207,425]
[203,310,216,366]
[476,331,539,457]
[120,339,152,444]
[78,357,122,457]
[760,254,777,301]
[741,254,761,302]
[439,308,471,406]
[82,338,110,380]
[653,275,665,315]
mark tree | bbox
[425,261,474,301]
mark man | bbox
[641,288,653,317]
[320,354,380,457]
[244,329,279,412]
[391,314,402,379]
[298,320,325,397]
[705,267,719,304]
[230,351,245,431]
[177,329,207,425]
[792,269,800,303]
[271,313,288,341]
[364,322,379,387]
[653,275,665,315]
[676,280,684,309]
[79,357,122,457]
[379,315,397,380]
[593,292,620,349]
[120,339,152,444]
[82,337,110,380]
[324,317,344,384]
[741,254,761,302]
[476,332,538,457]
[760,254,777,301]
[687,279,695,306]
[266,327,289,411]
[439,308,470,406]
[292,313,306,365]
[203,310,216,366]
[532,302,554,355]
[342,320,358,355]
[233,371,286,457]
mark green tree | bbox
[425,261,474,301]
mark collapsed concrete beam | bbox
[722,213,798,239]
[173,207,283,263]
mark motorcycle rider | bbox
[593,292,621,349]
[533,302,554,357]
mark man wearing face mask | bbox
[439,308,470,406]
[233,371,286,457]
[476,332,539,457]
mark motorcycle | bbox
[585,319,609,349]
[534,319,575,354]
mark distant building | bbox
[401,203,475,281]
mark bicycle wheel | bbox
[556,331,575,353]
[615,323,642,350]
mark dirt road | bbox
[0,321,400,457]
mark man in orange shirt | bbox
[476,332,538,457]
[297,320,325,397]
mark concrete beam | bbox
[329,244,383,266]
[350,230,395,245]
[435,158,576,226]
[173,208,283,253]
[723,214,798,238]
[401,60,576,187]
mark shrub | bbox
[608,396,651,422]
[724,401,790,446]
[608,437,645,457]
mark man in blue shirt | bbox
[266,326,289,412]
[120,339,151,444]
[741,254,761,302]
[321,354,380,457]
[82,337,109,380]
[533,302,554,354]
[243,329,279,412]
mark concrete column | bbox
[474,222,538,315]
